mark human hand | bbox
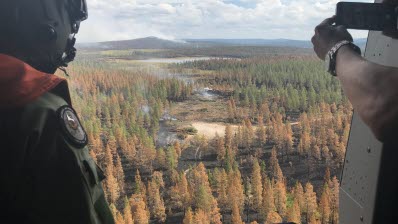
[311,16,353,60]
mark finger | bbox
[335,25,347,31]
[319,16,337,27]
[314,48,324,60]
[311,35,316,45]
[315,17,336,33]
[315,18,333,34]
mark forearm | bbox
[336,46,398,141]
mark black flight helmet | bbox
[0,0,88,74]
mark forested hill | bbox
[185,39,313,48]
[78,37,368,50]
[186,38,368,49]
[78,37,188,50]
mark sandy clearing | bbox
[191,122,239,138]
[192,120,301,139]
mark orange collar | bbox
[0,54,69,108]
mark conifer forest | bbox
[66,46,352,224]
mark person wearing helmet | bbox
[0,1,114,223]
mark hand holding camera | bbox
[312,0,398,61]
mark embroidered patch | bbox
[58,106,88,148]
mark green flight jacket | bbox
[0,90,115,224]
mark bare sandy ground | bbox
[191,122,238,138]
[191,121,300,139]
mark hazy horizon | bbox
[77,0,372,43]
[78,35,369,44]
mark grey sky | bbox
[77,0,372,43]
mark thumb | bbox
[319,16,337,26]
[315,16,337,32]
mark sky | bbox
[77,0,373,43]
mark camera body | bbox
[336,2,398,31]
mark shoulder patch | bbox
[58,106,88,148]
